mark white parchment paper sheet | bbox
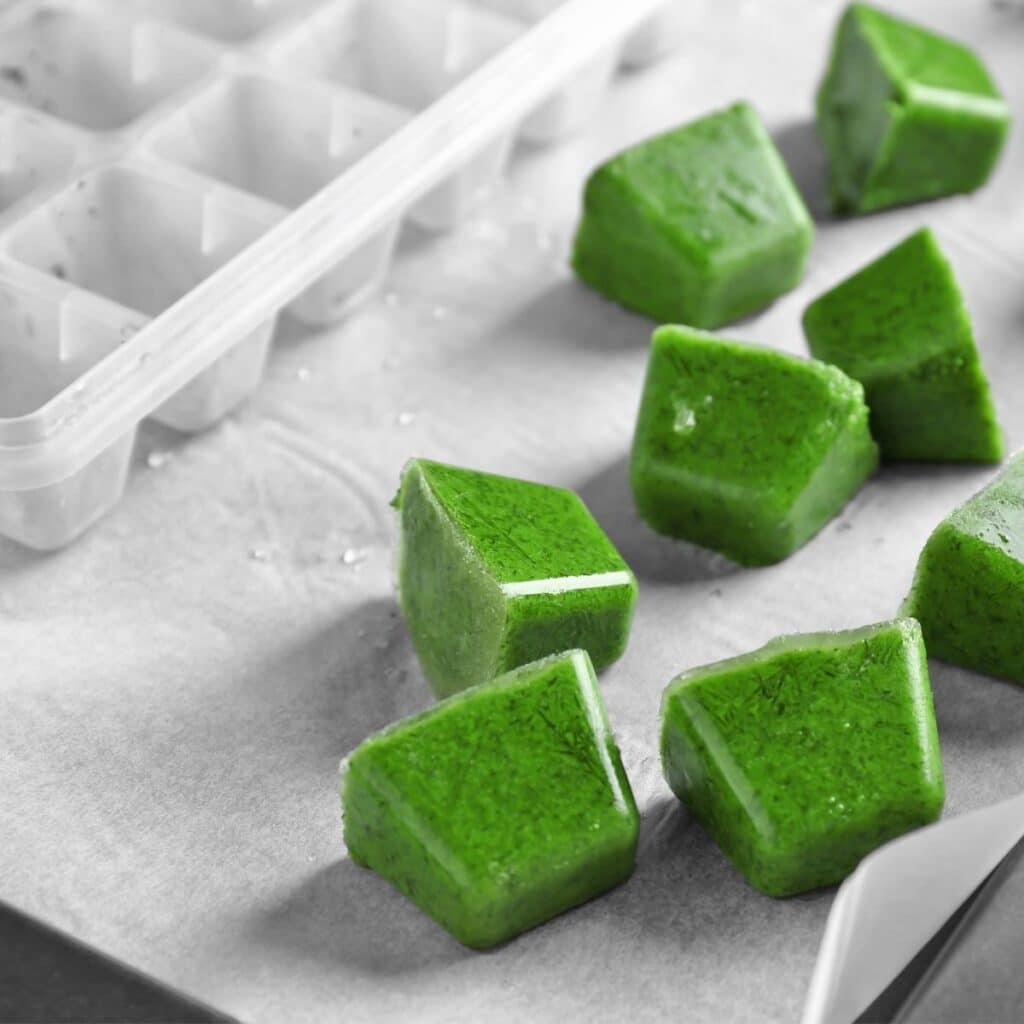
[2,1,1024,1020]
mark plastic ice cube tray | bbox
[0,0,680,551]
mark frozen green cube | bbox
[803,228,1002,463]
[630,326,878,566]
[905,453,1024,683]
[817,3,1010,214]
[394,458,637,698]
[343,650,639,948]
[660,619,944,897]
[571,101,813,328]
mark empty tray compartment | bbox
[517,43,619,142]
[126,0,314,44]
[3,164,278,432]
[470,0,621,140]
[269,0,524,229]
[0,277,136,550]
[146,71,409,325]
[473,0,679,67]
[618,3,688,67]
[0,108,80,213]
[0,2,218,132]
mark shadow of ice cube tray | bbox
[0,0,682,551]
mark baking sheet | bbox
[2,2,1024,1021]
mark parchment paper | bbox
[2,2,1024,1020]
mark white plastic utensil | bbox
[803,792,1024,1024]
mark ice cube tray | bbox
[0,0,680,551]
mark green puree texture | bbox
[571,100,813,328]
[905,453,1024,683]
[660,619,944,898]
[630,326,878,566]
[817,3,1010,214]
[342,651,639,948]
[803,228,1002,464]
[394,458,637,698]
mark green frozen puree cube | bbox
[571,101,813,328]
[342,650,639,948]
[905,453,1024,683]
[803,228,1002,464]
[660,619,944,898]
[394,458,637,699]
[817,3,1010,214]
[630,326,878,566]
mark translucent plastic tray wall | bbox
[0,0,681,550]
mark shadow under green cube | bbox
[630,326,878,566]
[571,101,813,329]
[803,227,1002,463]
[394,458,637,698]
[660,619,944,897]
[905,452,1024,684]
[816,3,1010,214]
[342,650,639,948]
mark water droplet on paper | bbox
[147,451,170,470]
[396,411,415,427]
[296,366,311,382]
[249,547,271,562]
[518,194,538,215]
[342,548,368,566]
[469,219,506,244]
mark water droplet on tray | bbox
[432,305,448,321]
[384,292,400,308]
[296,366,311,382]
[147,451,170,470]
[342,548,368,566]
[249,548,271,562]
[396,411,415,427]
